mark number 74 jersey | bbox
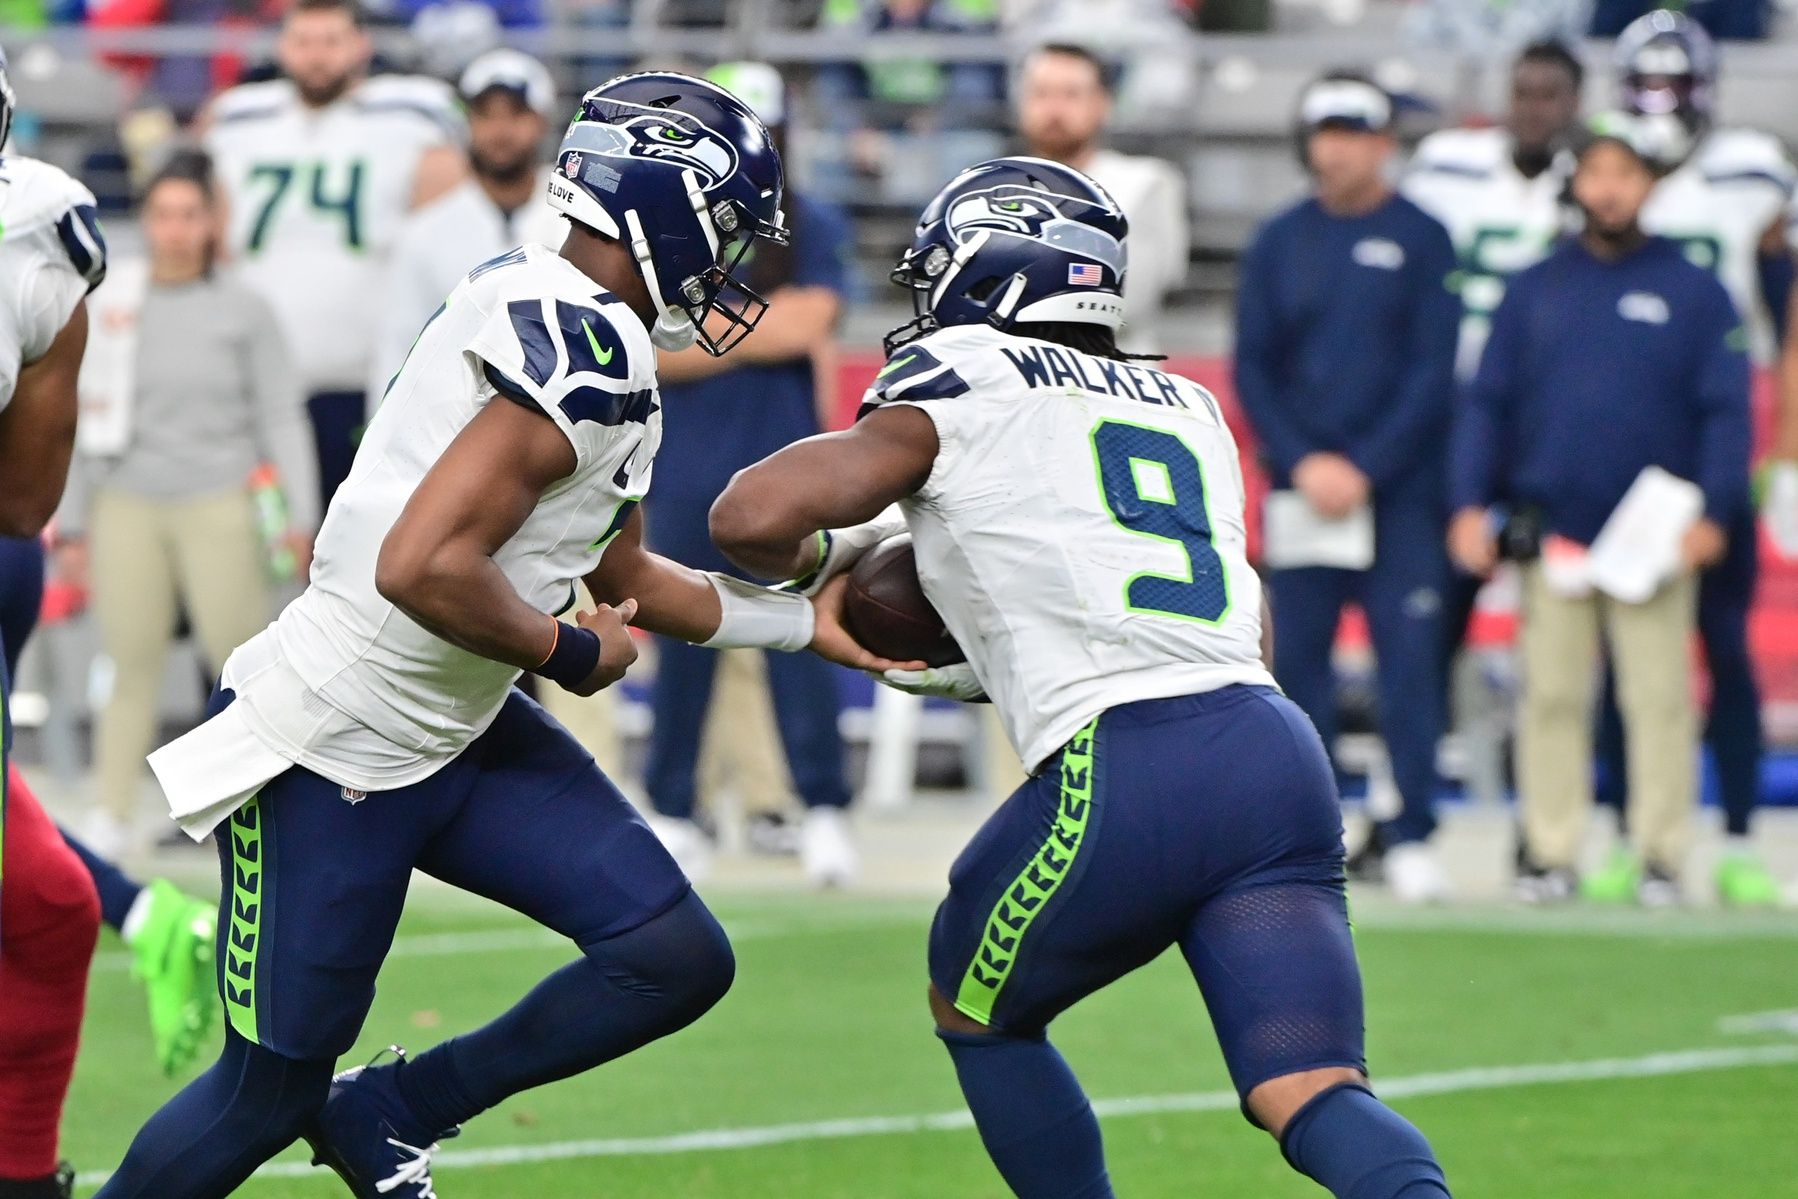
[864,324,1274,771]
[204,75,463,393]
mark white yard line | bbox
[74,1043,1798,1189]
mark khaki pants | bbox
[700,650,796,818]
[92,488,272,823]
[1515,564,1698,873]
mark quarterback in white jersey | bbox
[1403,41,1583,377]
[712,157,1452,1199]
[104,74,899,1199]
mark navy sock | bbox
[57,827,143,932]
[1281,1083,1450,1199]
[94,1031,332,1199]
[398,890,734,1133]
[939,1029,1114,1199]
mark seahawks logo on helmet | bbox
[560,102,740,190]
[944,184,1125,274]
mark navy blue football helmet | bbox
[0,45,15,153]
[546,70,789,355]
[886,157,1128,354]
[1616,10,1717,159]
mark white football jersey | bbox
[221,244,661,790]
[864,324,1274,771]
[0,156,105,405]
[1402,127,1567,378]
[1642,128,1796,364]
[205,74,464,392]
[368,173,568,406]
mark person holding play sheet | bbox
[1448,113,1751,906]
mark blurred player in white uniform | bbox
[712,157,1451,1199]
[1404,40,1583,379]
[203,0,466,518]
[0,46,104,1197]
[1593,10,1793,906]
[368,48,566,405]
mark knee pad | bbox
[581,891,735,1022]
[214,1036,335,1138]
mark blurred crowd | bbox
[3,0,1797,907]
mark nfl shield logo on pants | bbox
[340,787,367,805]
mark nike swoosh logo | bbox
[582,319,615,366]
[877,353,917,379]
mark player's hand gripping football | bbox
[569,598,641,695]
[807,575,927,674]
[880,662,988,703]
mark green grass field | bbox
[65,888,1798,1197]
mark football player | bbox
[1592,10,1793,906]
[1404,39,1583,378]
[202,0,467,517]
[95,72,904,1199]
[712,158,1451,1199]
[0,45,105,1199]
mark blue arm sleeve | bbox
[1449,280,1524,513]
[1347,220,1461,489]
[1695,296,1754,525]
[1231,228,1316,477]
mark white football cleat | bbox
[647,815,714,883]
[800,807,859,888]
[1384,840,1449,904]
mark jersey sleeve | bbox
[856,337,976,417]
[463,295,657,469]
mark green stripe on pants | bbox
[223,796,266,1043]
[954,715,1099,1025]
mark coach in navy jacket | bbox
[1233,73,1461,897]
[1448,114,1751,899]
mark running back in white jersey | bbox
[1642,128,1796,364]
[0,156,106,405]
[864,324,1274,771]
[204,74,463,391]
[227,243,661,789]
[1402,127,1568,378]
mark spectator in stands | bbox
[1233,72,1460,903]
[641,62,861,887]
[1449,115,1751,905]
[814,0,1006,189]
[1014,42,1188,354]
[56,157,316,851]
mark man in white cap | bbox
[368,47,566,406]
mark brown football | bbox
[841,535,966,668]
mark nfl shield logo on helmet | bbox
[564,151,584,178]
[1068,263,1103,286]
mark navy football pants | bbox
[930,685,1365,1099]
[1267,498,1448,846]
[207,688,691,1060]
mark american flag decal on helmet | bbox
[1067,263,1103,285]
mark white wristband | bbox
[703,573,816,651]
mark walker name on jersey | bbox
[1000,343,1190,409]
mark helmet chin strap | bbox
[622,207,699,350]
